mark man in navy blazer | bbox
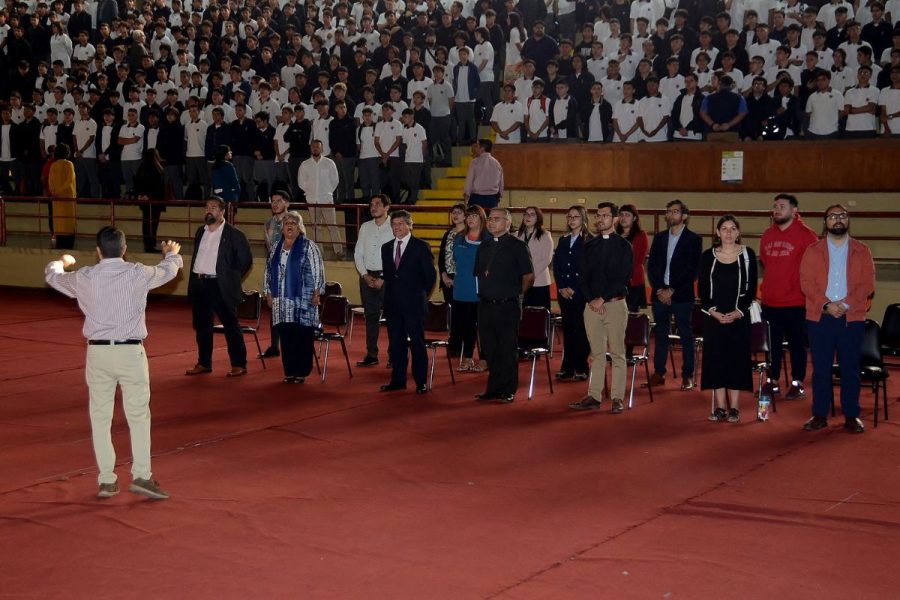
[185,197,254,377]
[646,199,703,390]
[379,210,437,394]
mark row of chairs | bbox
[220,288,892,426]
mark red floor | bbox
[1,287,898,599]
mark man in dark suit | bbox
[379,210,437,394]
[185,197,254,377]
[646,199,702,390]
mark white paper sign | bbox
[721,151,744,184]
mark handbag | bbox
[749,301,762,324]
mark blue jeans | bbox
[652,299,694,377]
[807,316,864,419]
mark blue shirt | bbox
[826,237,849,307]
[453,236,483,302]
[664,226,683,286]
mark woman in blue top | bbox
[552,205,592,381]
[453,205,490,372]
[263,211,326,383]
[211,144,241,204]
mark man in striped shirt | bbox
[45,227,183,501]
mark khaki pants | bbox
[85,344,152,485]
[584,299,628,400]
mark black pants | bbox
[359,277,386,359]
[478,300,521,395]
[276,322,315,378]
[626,284,647,312]
[268,309,280,351]
[387,310,428,387]
[523,285,551,311]
[189,277,247,369]
[558,295,589,375]
[140,204,165,252]
[449,299,479,358]
[99,159,122,198]
[761,304,808,384]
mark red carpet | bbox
[1,288,898,599]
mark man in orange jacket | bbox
[799,205,876,434]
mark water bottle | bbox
[757,390,771,421]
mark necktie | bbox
[394,240,402,269]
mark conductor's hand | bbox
[61,254,76,268]
[161,240,181,255]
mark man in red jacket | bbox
[799,205,875,434]
[759,194,818,400]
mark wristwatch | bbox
[822,302,830,312]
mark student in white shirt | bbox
[660,58,686,109]
[600,59,625,105]
[843,66,880,136]
[613,81,643,143]
[356,108,382,201]
[806,71,847,138]
[118,108,146,193]
[638,77,670,142]
[490,84,525,144]
[473,27,496,126]
[399,108,428,204]
[374,103,403,200]
[879,66,900,136]
[524,79,551,141]
[587,41,609,81]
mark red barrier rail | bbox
[3,196,900,262]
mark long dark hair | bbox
[615,203,643,241]
[713,214,741,247]
[136,148,163,177]
[508,12,526,41]
[516,206,545,239]
[566,205,590,240]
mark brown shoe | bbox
[226,367,248,377]
[185,364,212,375]
[680,377,695,391]
[648,373,666,387]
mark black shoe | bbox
[494,394,514,404]
[844,417,865,434]
[415,384,428,394]
[568,396,602,411]
[380,382,406,392]
[474,392,497,402]
[803,416,829,431]
[356,356,379,367]
[555,370,574,381]
[708,408,727,422]
[386,361,393,369]
[611,399,625,414]
[573,372,589,381]
[260,347,280,358]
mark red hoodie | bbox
[759,216,819,307]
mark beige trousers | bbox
[584,299,628,400]
[85,344,152,485]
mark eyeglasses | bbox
[487,217,506,222]
[825,212,848,221]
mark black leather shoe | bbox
[495,394,514,404]
[356,356,379,367]
[555,370,574,381]
[844,417,865,434]
[380,382,406,392]
[474,392,497,402]
[259,347,280,358]
[803,416,829,431]
[415,384,428,394]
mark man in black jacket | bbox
[18,104,44,196]
[548,80,580,140]
[156,108,185,199]
[230,104,257,201]
[569,202,634,413]
[647,199,702,390]
[379,210,437,394]
[185,197,253,377]
[670,73,704,140]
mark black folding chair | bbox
[880,303,900,369]
[751,320,775,413]
[518,306,554,400]
[314,295,353,383]
[423,301,456,390]
[214,290,266,369]
[832,319,889,427]
[624,313,653,409]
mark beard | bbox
[204,213,217,225]
[827,223,848,236]
[666,217,681,228]
[773,214,792,225]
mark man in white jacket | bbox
[298,139,344,258]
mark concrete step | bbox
[435,178,465,191]
[421,189,463,200]
[445,167,468,177]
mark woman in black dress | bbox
[699,215,758,423]
[133,148,167,253]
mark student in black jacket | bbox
[579,82,613,142]
[548,80,580,140]
[156,108,185,200]
[284,105,312,202]
[669,73,705,140]
[95,109,123,198]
